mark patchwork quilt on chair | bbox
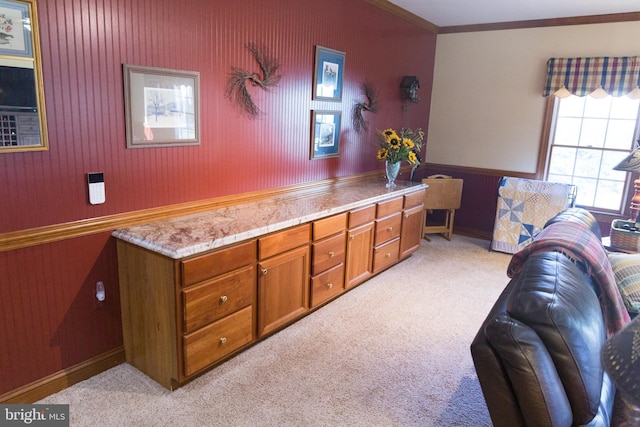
[491,177,574,254]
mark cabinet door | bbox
[257,245,310,337]
[400,204,424,259]
[345,222,374,289]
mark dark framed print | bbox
[311,110,341,159]
[0,0,33,58]
[123,64,200,148]
[313,46,345,102]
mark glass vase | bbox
[385,161,400,189]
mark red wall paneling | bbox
[0,0,436,398]
[0,233,121,394]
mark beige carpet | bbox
[38,235,512,426]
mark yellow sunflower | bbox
[407,151,418,164]
[387,136,401,149]
[376,127,424,166]
[382,129,398,142]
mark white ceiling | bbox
[389,0,640,27]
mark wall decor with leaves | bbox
[352,81,378,132]
[225,43,282,118]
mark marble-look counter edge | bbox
[112,182,427,259]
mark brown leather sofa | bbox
[471,208,634,426]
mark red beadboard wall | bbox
[1,0,434,232]
[0,0,435,395]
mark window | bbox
[545,95,640,212]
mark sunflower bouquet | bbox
[376,127,424,166]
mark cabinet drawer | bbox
[182,240,256,287]
[259,224,310,260]
[183,265,255,333]
[183,306,253,376]
[373,238,400,273]
[310,263,344,308]
[313,213,347,241]
[377,197,403,218]
[348,205,376,228]
[404,189,426,209]
[312,232,346,275]
[374,212,402,246]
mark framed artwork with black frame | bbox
[313,46,345,102]
[123,64,200,148]
[310,110,341,159]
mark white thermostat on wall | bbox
[87,172,105,205]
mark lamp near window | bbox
[613,144,640,228]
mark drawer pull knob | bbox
[220,295,228,303]
[261,268,268,275]
[350,235,355,240]
[328,251,335,257]
[387,226,393,231]
[219,337,227,345]
[386,253,391,258]
[327,283,333,289]
[405,213,410,218]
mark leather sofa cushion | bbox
[487,251,609,425]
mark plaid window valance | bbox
[543,56,640,97]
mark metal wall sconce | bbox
[400,76,420,103]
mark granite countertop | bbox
[112,180,427,259]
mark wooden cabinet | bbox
[345,205,376,289]
[400,189,426,259]
[310,213,347,307]
[117,239,257,389]
[181,241,257,379]
[257,224,311,337]
[181,263,255,376]
[116,184,428,390]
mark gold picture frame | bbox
[0,0,48,153]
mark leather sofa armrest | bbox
[471,279,526,427]
[485,314,573,427]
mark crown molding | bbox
[362,0,439,33]
[439,12,640,34]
